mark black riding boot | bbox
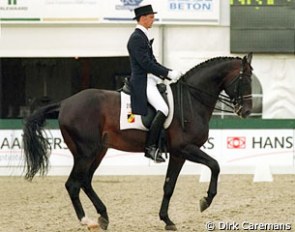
[145,111,166,163]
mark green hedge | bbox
[0,119,59,129]
[209,119,295,129]
[0,119,294,129]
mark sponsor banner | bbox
[0,129,294,167]
[92,0,220,24]
[0,130,72,166]
[0,0,220,24]
[221,129,294,166]
[0,0,42,19]
[162,0,220,24]
[0,0,100,22]
[42,0,100,21]
[0,130,24,167]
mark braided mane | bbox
[183,56,242,80]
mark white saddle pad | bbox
[120,84,174,131]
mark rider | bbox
[127,5,182,163]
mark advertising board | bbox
[0,129,293,175]
[0,0,220,24]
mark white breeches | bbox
[146,74,169,116]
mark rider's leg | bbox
[145,75,168,162]
[146,74,169,116]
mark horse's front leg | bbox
[160,155,185,231]
[182,144,220,212]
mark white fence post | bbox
[253,164,273,182]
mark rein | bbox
[177,80,235,113]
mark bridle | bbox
[221,62,252,116]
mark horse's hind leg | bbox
[62,123,109,230]
[159,155,185,231]
[82,148,109,230]
[65,160,89,225]
[65,150,109,230]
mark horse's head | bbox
[223,53,253,118]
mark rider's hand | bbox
[167,70,182,83]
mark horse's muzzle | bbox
[235,105,251,118]
[241,109,252,118]
[240,95,252,118]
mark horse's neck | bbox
[171,82,216,124]
[187,73,221,104]
[182,65,231,119]
[176,58,240,121]
[187,59,235,97]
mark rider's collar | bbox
[136,24,151,40]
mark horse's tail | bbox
[23,102,60,181]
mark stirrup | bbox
[144,146,165,163]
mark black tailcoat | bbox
[127,28,170,116]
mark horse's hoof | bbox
[200,197,209,212]
[87,224,99,230]
[81,216,99,230]
[165,224,177,231]
[87,226,100,232]
[98,216,109,230]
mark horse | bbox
[22,53,253,231]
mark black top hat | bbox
[133,5,157,20]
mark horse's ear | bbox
[244,52,253,65]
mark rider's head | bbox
[133,5,157,29]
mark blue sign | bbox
[168,0,214,12]
[116,0,144,10]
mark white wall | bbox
[0,0,294,118]
[161,26,295,119]
[0,24,133,57]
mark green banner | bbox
[8,0,17,5]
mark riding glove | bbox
[167,70,182,83]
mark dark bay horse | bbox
[23,53,253,231]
